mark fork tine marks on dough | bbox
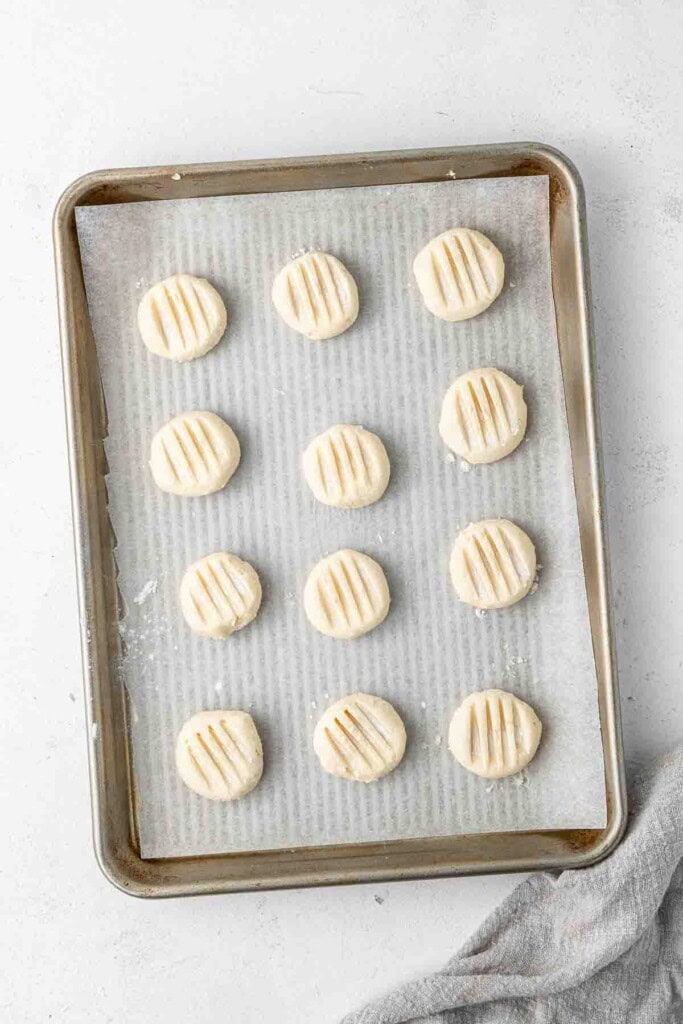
[303,549,390,639]
[272,251,359,340]
[180,552,262,638]
[448,690,542,779]
[150,410,240,497]
[450,519,536,610]
[413,228,504,322]
[439,368,527,465]
[303,424,390,508]
[314,693,406,783]
[138,273,227,361]
[176,710,263,800]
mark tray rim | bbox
[53,141,626,898]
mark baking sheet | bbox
[76,175,607,859]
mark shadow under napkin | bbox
[343,749,683,1024]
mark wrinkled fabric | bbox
[344,749,683,1024]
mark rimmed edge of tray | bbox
[53,142,626,898]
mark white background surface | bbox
[1,2,681,1021]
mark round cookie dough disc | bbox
[450,519,536,610]
[303,424,390,508]
[150,411,241,496]
[413,228,504,322]
[272,251,359,340]
[180,552,262,638]
[176,709,263,799]
[138,273,227,361]
[448,689,542,778]
[313,692,406,782]
[303,549,390,639]
[439,368,527,465]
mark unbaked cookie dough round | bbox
[137,273,227,361]
[272,251,359,340]
[303,424,390,508]
[180,552,262,638]
[448,689,542,779]
[176,709,263,799]
[413,228,504,322]
[450,519,536,610]
[439,368,527,465]
[150,411,240,496]
[303,549,390,639]
[313,692,406,782]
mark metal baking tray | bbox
[54,143,626,897]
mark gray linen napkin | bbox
[344,748,683,1024]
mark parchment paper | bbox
[76,175,607,859]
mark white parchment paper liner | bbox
[76,175,606,859]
